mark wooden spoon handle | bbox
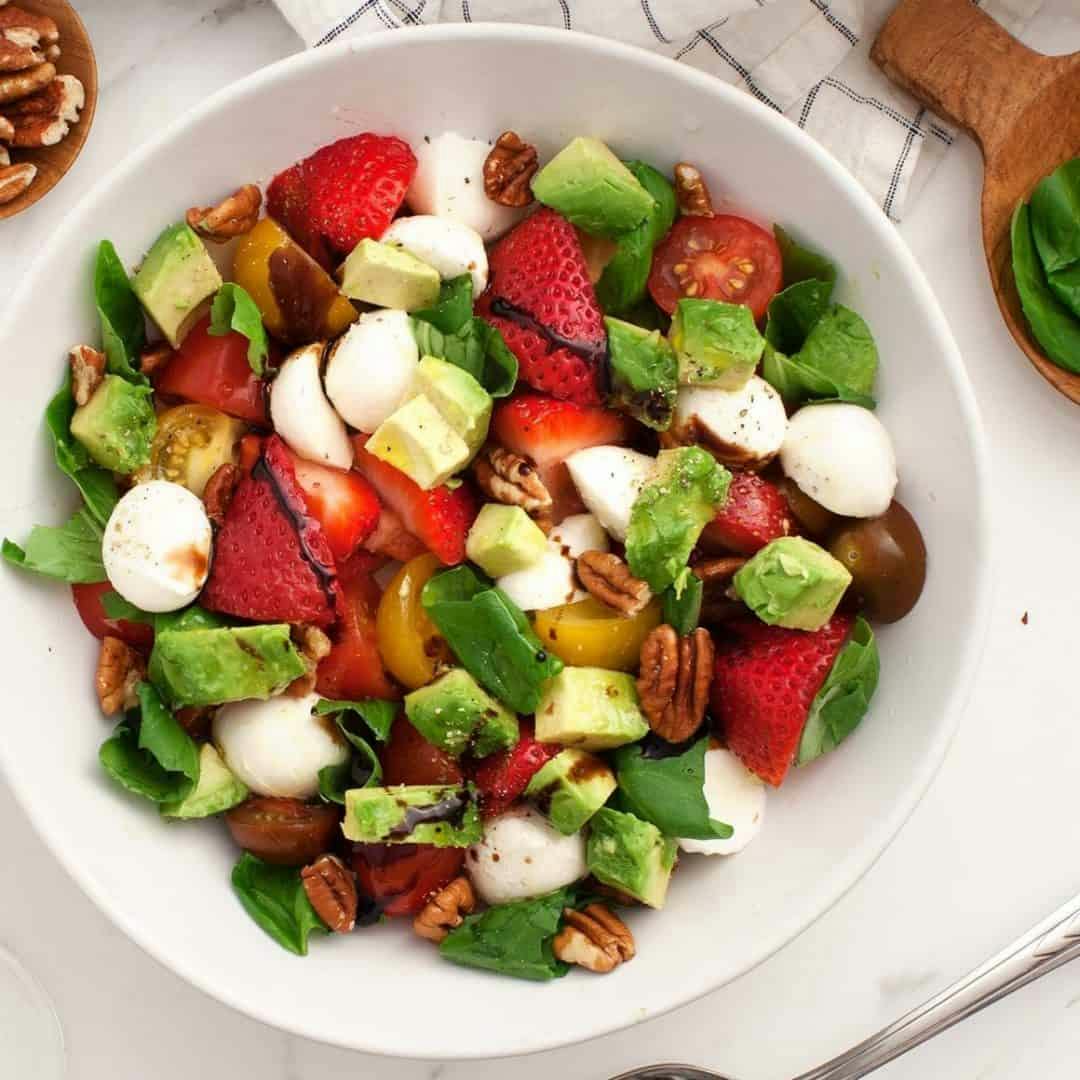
[871,0,1049,158]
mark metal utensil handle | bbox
[796,890,1080,1080]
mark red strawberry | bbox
[202,435,343,626]
[302,133,416,253]
[362,505,428,563]
[700,472,793,556]
[710,615,852,786]
[351,436,477,566]
[477,208,607,404]
[266,162,334,269]
[490,392,634,521]
[471,721,559,817]
[289,452,381,564]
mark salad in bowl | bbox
[5,126,926,981]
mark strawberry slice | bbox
[266,162,334,270]
[710,615,852,786]
[470,721,560,817]
[289,452,381,564]
[201,435,343,627]
[351,436,477,566]
[477,208,607,405]
[700,471,793,556]
[490,392,635,521]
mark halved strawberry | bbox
[700,471,793,556]
[266,162,334,269]
[351,436,477,566]
[710,615,852,786]
[470,721,559,817]
[201,435,343,627]
[477,208,607,405]
[289,452,381,564]
[490,392,635,521]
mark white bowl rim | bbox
[0,22,994,1059]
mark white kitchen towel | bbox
[271,0,1044,222]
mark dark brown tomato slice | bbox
[225,797,341,867]
[350,843,465,917]
[381,715,464,787]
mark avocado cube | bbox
[368,394,472,490]
[604,316,678,431]
[532,136,656,238]
[69,374,156,474]
[150,624,306,707]
[404,668,519,758]
[586,807,677,909]
[670,298,765,390]
[412,356,492,454]
[525,748,615,834]
[465,504,547,578]
[160,743,248,819]
[534,667,648,751]
[343,784,481,847]
[132,223,223,347]
[339,238,441,311]
[733,536,852,631]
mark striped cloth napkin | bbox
[270,0,1044,222]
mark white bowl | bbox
[0,25,991,1060]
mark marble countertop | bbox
[4,2,1080,1077]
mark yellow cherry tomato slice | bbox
[533,596,662,671]
[376,553,453,690]
[148,404,245,497]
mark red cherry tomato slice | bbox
[381,715,463,787]
[225,797,341,866]
[71,581,154,649]
[155,315,269,425]
[648,215,783,320]
[350,843,464,917]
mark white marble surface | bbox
[3,2,1080,1077]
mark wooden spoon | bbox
[872,0,1080,403]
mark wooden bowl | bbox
[0,0,97,221]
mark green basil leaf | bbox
[422,565,563,714]
[94,240,147,384]
[774,225,837,288]
[619,296,670,334]
[413,274,474,334]
[3,507,106,583]
[1030,158,1080,276]
[314,700,388,803]
[230,852,328,956]
[439,886,572,981]
[797,616,879,765]
[315,697,397,743]
[614,736,732,840]
[412,316,518,398]
[100,591,153,624]
[209,283,269,375]
[662,571,703,636]
[761,344,876,411]
[764,279,835,355]
[605,316,678,431]
[793,305,878,399]
[137,682,200,786]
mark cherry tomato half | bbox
[381,715,463,787]
[350,843,464,917]
[71,581,154,649]
[148,404,245,498]
[225,796,341,866]
[648,215,783,320]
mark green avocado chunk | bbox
[586,807,677,909]
[340,238,441,311]
[342,784,481,847]
[465,504,547,578]
[525,748,615,835]
[734,536,852,631]
[404,668,519,758]
[368,394,471,490]
[150,624,306,707]
[534,667,648,751]
[670,298,765,390]
[531,136,656,238]
[412,355,492,455]
[605,316,678,431]
[69,374,156,474]
[161,743,248,819]
[132,223,223,347]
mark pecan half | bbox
[483,131,538,208]
[175,706,213,740]
[693,556,747,624]
[413,876,476,943]
[0,8,60,46]
[673,162,714,217]
[95,636,146,716]
[187,183,262,243]
[284,623,332,698]
[0,59,54,105]
[0,116,13,142]
[576,550,652,617]
[473,446,552,515]
[552,904,635,973]
[5,74,82,121]
[0,160,34,203]
[69,345,105,406]
[202,463,240,529]
[139,342,174,378]
[0,27,41,72]
[301,854,358,933]
[637,624,714,743]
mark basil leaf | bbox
[794,305,878,399]
[314,700,389,803]
[439,886,572,981]
[662,571,703,636]
[413,274,474,334]
[797,616,880,765]
[1030,158,1080,276]
[209,283,269,375]
[411,316,518,398]
[605,316,678,431]
[774,225,837,288]
[764,279,835,355]
[230,852,327,956]
[100,591,153,624]
[315,697,396,743]
[422,565,563,714]
[137,681,200,787]
[619,296,670,334]
[761,344,876,411]
[94,240,147,384]
[614,736,732,840]
[3,507,106,583]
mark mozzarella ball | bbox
[565,445,655,542]
[549,513,609,558]
[381,214,488,297]
[672,377,787,469]
[103,480,212,613]
[679,745,766,856]
[270,342,353,469]
[407,132,526,242]
[213,692,348,799]
[496,543,581,612]
[780,403,897,518]
[325,310,419,433]
[468,806,588,905]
